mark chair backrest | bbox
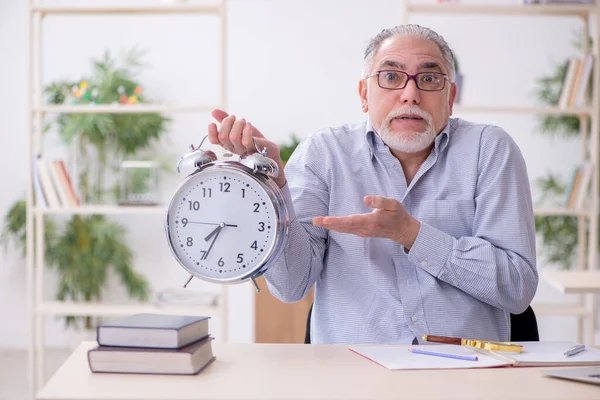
[304,304,539,344]
[304,303,313,344]
[509,305,539,341]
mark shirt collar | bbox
[365,118,377,159]
[364,117,452,159]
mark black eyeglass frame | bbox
[367,70,451,92]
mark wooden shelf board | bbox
[454,105,594,116]
[407,4,595,17]
[533,207,591,217]
[34,104,217,114]
[32,4,222,15]
[531,303,591,317]
[37,301,220,317]
[36,205,165,215]
[542,270,600,294]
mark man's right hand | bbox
[207,109,286,188]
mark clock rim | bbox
[164,161,288,285]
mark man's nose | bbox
[399,79,421,105]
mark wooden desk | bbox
[36,342,599,400]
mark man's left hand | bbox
[312,195,421,250]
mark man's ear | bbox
[358,79,368,113]
[448,82,457,116]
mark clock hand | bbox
[202,226,222,260]
[205,223,225,242]
[204,222,241,242]
[187,221,238,227]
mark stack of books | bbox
[87,313,215,375]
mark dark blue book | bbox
[88,336,215,375]
[97,313,210,349]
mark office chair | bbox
[304,304,539,344]
[509,305,540,341]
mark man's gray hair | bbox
[363,24,455,82]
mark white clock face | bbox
[166,166,279,282]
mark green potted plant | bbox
[2,48,170,330]
[279,134,301,164]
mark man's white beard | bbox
[378,106,436,153]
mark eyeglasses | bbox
[367,70,449,91]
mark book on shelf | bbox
[572,54,594,107]
[47,158,71,207]
[564,162,594,209]
[349,341,600,371]
[96,313,210,349]
[557,55,594,109]
[558,58,579,109]
[34,155,61,208]
[33,156,80,209]
[575,161,594,209]
[53,160,80,206]
[88,335,215,375]
[565,165,583,208]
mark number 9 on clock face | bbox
[165,164,288,284]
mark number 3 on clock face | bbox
[165,164,287,284]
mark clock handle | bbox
[252,137,267,156]
[177,135,218,173]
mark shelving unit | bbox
[37,205,166,215]
[406,2,597,16]
[454,105,595,116]
[403,1,599,345]
[543,270,600,295]
[31,3,222,14]
[36,104,219,113]
[37,301,221,317]
[26,0,229,394]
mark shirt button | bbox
[420,260,428,267]
[411,316,418,323]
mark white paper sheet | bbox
[509,341,600,366]
[349,344,511,370]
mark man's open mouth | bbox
[395,114,423,120]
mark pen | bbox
[563,344,585,357]
[409,347,478,361]
[423,335,463,345]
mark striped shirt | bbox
[264,117,539,344]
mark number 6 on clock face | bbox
[165,162,288,287]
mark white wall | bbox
[0,0,587,349]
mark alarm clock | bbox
[165,136,288,292]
